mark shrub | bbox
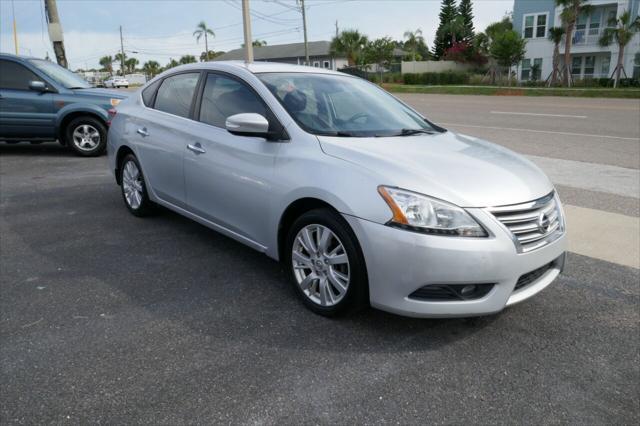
[402,71,470,85]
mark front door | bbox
[184,72,281,247]
[0,59,55,138]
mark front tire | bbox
[119,154,154,217]
[285,208,368,317]
[65,116,107,157]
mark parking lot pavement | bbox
[1,94,639,424]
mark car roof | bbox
[166,60,344,76]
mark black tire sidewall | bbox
[65,116,107,157]
[119,154,153,217]
[285,208,369,316]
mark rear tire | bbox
[284,208,368,317]
[65,116,107,157]
[119,154,154,217]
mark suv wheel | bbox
[285,208,368,317]
[65,116,107,157]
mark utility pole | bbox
[241,0,253,63]
[335,20,339,38]
[44,0,68,68]
[299,0,309,64]
[11,0,18,54]
[119,26,126,76]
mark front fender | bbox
[55,103,110,134]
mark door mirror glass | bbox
[225,113,270,137]
[29,80,47,92]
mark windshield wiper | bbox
[316,131,359,137]
[394,128,437,136]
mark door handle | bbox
[187,143,206,154]
[136,127,149,137]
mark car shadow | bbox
[0,141,72,157]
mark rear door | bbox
[0,59,55,138]
[133,71,201,208]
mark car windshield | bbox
[28,59,92,89]
[257,72,439,137]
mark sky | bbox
[0,0,513,70]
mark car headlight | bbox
[378,186,487,237]
[110,98,121,107]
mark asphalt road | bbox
[1,93,639,424]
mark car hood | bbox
[318,131,553,208]
[71,88,129,98]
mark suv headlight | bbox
[378,186,487,237]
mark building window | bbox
[588,10,602,36]
[313,61,320,67]
[532,58,543,80]
[601,53,611,77]
[323,60,330,69]
[523,13,547,39]
[607,10,616,27]
[584,56,595,78]
[521,58,531,80]
[572,56,583,77]
[632,52,640,79]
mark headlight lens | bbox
[378,186,487,237]
[110,98,121,107]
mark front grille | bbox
[515,262,554,291]
[488,192,563,253]
[409,283,494,302]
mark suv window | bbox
[142,79,161,107]
[199,73,267,128]
[153,72,199,118]
[0,60,43,90]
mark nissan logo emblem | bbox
[537,212,551,234]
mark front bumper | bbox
[343,208,567,318]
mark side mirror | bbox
[225,113,270,139]
[29,81,47,92]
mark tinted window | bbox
[0,60,43,90]
[28,59,90,89]
[199,73,267,128]
[142,79,161,107]
[154,73,199,118]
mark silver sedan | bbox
[107,62,567,318]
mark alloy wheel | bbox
[292,224,350,307]
[122,160,144,209]
[72,124,101,151]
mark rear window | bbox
[153,72,199,118]
[141,79,161,107]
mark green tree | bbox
[599,9,640,87]
[200,50,223,61]
[458,0,475,42]
[441,15,466,45]
[403,29,425,61]
[489,29,526,86]
[179,55,197,65]
[364,37,396,81]
[242,39,267,47]
[165,58,180,70]
[193,21,215,60]
[556,0,594,86]
[99,55,114,75]
[115,52,127,75]
[547,26,565,85]
[330,30,368,67]
[124,57,139,74]
[142,60,161,78]
[433,0,459,59]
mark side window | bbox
[198,73,267,128]
[141,79,161,107]
[0,60,43,90]
[153,72,199,118]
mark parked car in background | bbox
[104,76,129,88]
[108,62,566,318]
[0,54,128,156]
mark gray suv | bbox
[0,54,127,156]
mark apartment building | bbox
[513,0,640,81]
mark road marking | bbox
[439,122,639,141]
[564,204,639,269]
[526,155,640,199]
[491,111,587,119]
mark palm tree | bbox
[124,57,139,74]
[193,21,215,60]
[547,26,565,85]
[179,55,197,65]
[115,52,126,75]
[441,15,466,45]
[403,29,424,61]
[99,55,114,75]
[599,10,640,87]
[556,0,593,86]
[142,60,161,78]
[165,58,180,70]
[330,30,368,67]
